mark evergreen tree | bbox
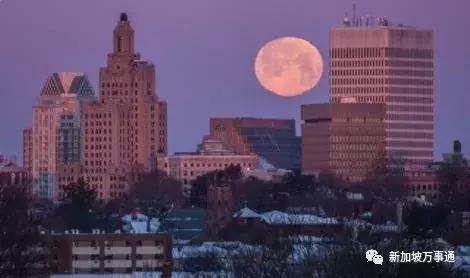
[58,178,99,233]
[0,185,48,277]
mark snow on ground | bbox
[173,241,260,259]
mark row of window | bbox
[72,254,163,261]
[409,183,438,191]
[330,144,383,151]
[330,136,384,143]
[72,267,162,274]
[101,81,151,88]
[388,132,433,139]
[331,69,433,77]
[388,141,434,148]
[331,59,433,68]
[181,162,254,168]
[385,96,434,104]
[331,77,433,86]
[388,113,433,121]
[331,96,434,104]
[330,47,433,59]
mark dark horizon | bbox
[1,0,469,161]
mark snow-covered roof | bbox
[121,213,160,234]
[258,157,277,171]
[261,211,339,226]
[126,220,160,234]
[121,213,148,223]
[233,207,261,219]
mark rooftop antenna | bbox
[365,14,371,26]
[343,12,351,26]
[352,3,357,26]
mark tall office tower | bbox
[22,128,33,175]
[81,13,167,200]
[31,72,95,200]
[210,117,300,170]
[301,103,386,182]
[330,20,434,169]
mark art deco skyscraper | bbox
[329,20,434,169]
[80,13,167,199]
[31,72,95,199]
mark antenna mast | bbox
[352,3,357,26]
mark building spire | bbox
[120,12,128,22]
[113,12,134,54]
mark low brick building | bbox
[405,169,440,202]
[0,162,29,187]
[48,232,172,276]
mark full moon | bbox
[254,37,323,97]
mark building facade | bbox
[80,13,167,200]
[0,162,29,187]
[207,185,233,237]
[48,233,172,276]
[301,103,386,182]
[30,72,95,200]
[209,117,300,170]
[22,128,33,175]
[405,169,440,202]
[0,154,17,165]
[160,136,259,193]
[330,23,434,169]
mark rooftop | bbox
[233,207,260,219]
[40,72,95,98]
[161,208,207,241]
[233,207,340,226]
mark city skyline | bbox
[0,0,469,160]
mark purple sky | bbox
[0,0,469,161]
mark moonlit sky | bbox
[0,0,469,161]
